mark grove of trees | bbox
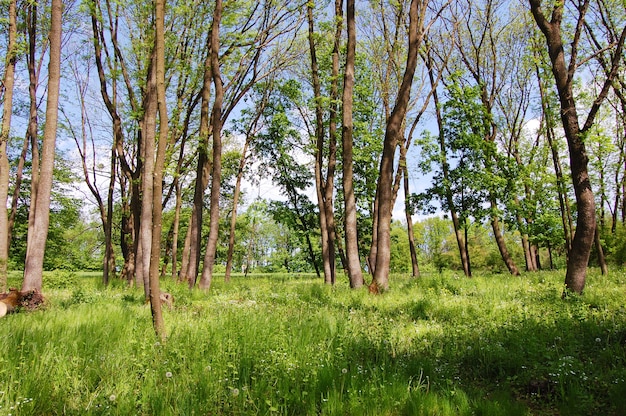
[1,0,625,329]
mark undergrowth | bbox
[0,269,624,415]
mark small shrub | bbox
[43,269,78,290]
[67,286,98,306]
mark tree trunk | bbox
[403,166,420,278]
[490,209,520,275]
[225,138,250,282]
[0,0,17,292]
[308,1,336,285]
[182,37,212,288]
[137,51,157,299]
[149,0,167,339]
[342,0,364,289]
[529,0,625,293]
[22,0,62,292]
[426,47,471,277]
[594,226,608,275]
[371,0,424,292]
[104,145,117,284]
[199,0,224,291]
[323,0,341,286]
[24,2,40,271]
[171,179,182,280]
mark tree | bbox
[341,0,365,289]
[148,0,168,339]
[449,0,523,276]
[307,0,341,285]
[198,0,224,291]
[252,80,321,275]
[62,53,118,285]
[420,44,472,277]
[529,0,626,294]
[370,0,428,292]
[0,0,17,292]
[224,85,271,282]
[22,0,62,292]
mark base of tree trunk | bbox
[0,288,45,317]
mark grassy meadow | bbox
[0,269,625,415]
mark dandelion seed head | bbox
[165,371,173,378]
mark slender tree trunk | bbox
[426,48,471,277]
[334,223,348,273]
[542,88,574,255]
[368,187,379,275]
[104,145,117,284]
[171,179,182,280]
[7,0,40,244]
[308,1,334,285]
[199,0,224,291]
[119,176,134,282]
[22,0,62,292]
[91,0,137,283]
[149,0,167,339]
[25,2,40,268]
[179,218,193,283]
[0,0,17,291]
[490,207,520,275]
[225,139,250,282]
[8,133,29,249]
[342,0,364,289]
[403,166,420,278]
[182,40,211,288]
[323,0,341,285]
[594,226,608,275]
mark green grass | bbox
[1,269,625,415]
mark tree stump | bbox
[0,288,45,317]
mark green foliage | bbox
[389,221,411,273]
[1,270,625,415]
[43,269,78,290]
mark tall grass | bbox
[1,269,624,415]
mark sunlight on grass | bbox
[1,269,624,415]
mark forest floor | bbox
[0,268,625,415]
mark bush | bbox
[43,269,78,290]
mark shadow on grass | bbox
[331,288,626,415]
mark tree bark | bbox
[403,165,420,278]
[342,0,364,289]
[490,208,520,275]
[371,0,423,292]
[0,0,17,292]
[137,51,157,299]
[594,226,608,275]
[24,2,40,272]
[149,0,167,340]
[199,0,224,291]
[308,1,337,285]
[171,179,182,280]
[529,0,625,293]
[225,137,250,282]
[181,37,212,288]
[22,0,62,292]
